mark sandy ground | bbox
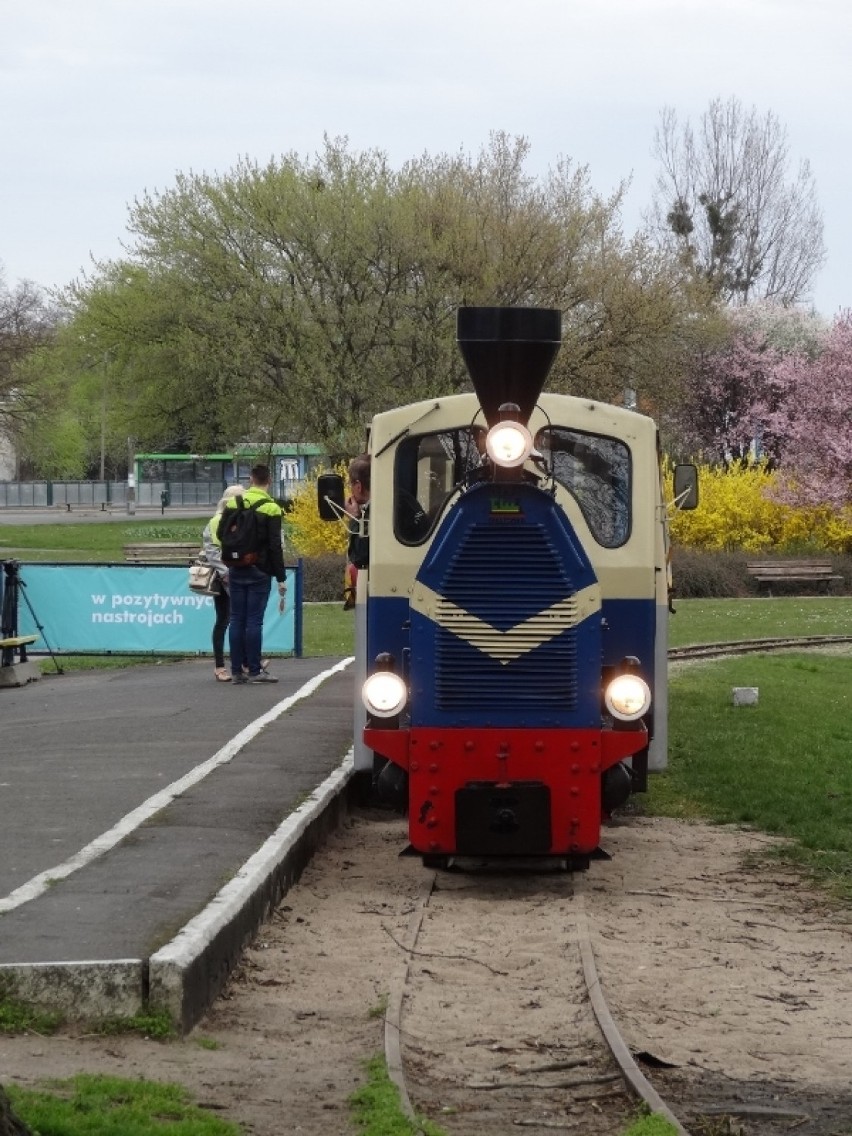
[3,811,852,1135]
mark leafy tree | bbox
[649,97,825,304]
[45,134,705,462]
[65,263,230,457]
[10,298,150,479]
[666,304,852,517]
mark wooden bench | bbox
[746,559,843,593]
[123,542,200,565]
[0,635,38,649]
[1,633,38,669]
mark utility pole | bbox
[100,352,109,481]
[127,437,136,515]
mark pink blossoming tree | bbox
[761,312,852,508]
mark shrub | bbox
[670,547,851,598]
[671,548,752,598]
[667,458,852,553]
[286,462,350,557]
[300,554,348,602]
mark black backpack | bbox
[219,496,264,567]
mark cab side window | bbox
[394,428,486,544]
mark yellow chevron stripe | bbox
[409,583,601,665]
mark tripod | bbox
[1,560,63,676]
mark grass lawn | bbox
[0,519,205,562]
[652,649,852,899]
[303,601,355,656]
[7,1074,241,1136]
[669,595,852,647]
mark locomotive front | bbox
[354,307,664,867]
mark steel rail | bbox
[572,887,691,1135]
[669,634,852,661]
[384,869,693,1135]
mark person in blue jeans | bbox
[216,464,287,684]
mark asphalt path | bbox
[0,655,354,965]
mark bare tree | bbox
[648,97,825,305]
[0,268,58,428]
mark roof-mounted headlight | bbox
[485,420,533,468]
[604,673,651,722]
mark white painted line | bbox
[0,657,354,914]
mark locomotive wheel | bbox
[376,758,408,811]
[352,769,374,807]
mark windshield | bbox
[535,426,631,548]
[393,423,632,548]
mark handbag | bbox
[188,560,222,596]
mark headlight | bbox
[604,674,651,721]
[362,670,408,718]
[485,421,533,468]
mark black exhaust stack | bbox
[457,306,562,428]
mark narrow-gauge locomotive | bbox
[320,306,694,867]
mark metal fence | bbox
[0,479,307,509]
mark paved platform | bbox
[0,655,355,1029]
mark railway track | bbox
[669,634,852,662]
[378,636,852,1135]
[383,866,689,1135]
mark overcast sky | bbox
[2,0,850,316]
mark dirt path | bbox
[2,811,852,1135]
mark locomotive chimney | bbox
[456,306,562,428]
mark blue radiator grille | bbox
[434,523,581,711]
[434,629,578,710]
[439,523,577,628]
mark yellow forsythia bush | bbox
[665,459,852,553]
[286,462,351,557]
[288,456,852,555]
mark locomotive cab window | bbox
[535,426,631,548]
[394,427,487,544]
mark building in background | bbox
[0,443,329,510]
[135,443,327,504]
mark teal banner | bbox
[15,565,299,656]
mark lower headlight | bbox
[362,671,408,717]
[604,674,651,721]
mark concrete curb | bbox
[148,752,356,1032]
[0,752,355,1032]
[0,960,144,1019]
